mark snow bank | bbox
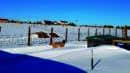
[2,45,52,54]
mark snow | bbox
[2,45,52,54]
[1,41,130,73]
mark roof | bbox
[0,18,8,21]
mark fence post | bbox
[109,28,111,35]
[122,27,124,38]
[88,27,90,37]
[103,27,105,36]
[124,26,128,40]
[50,27,53,45]
[115,27,117,37]
[95,27,97,36]
[27,26,31,46]
[65,28,68,43]
[78,28,80,41]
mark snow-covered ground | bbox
[1,41,130,73]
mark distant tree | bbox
[36,21,42,24]
[28,21,32,24]
[126,25,130,29]
[68,22,76,26]
[60,20,68,23]
[44,20,54,25]
[31,21,37,24]
[116,26,124,29]
[104,25,113,28]
[8,20,17,23]
[79,25,89,27]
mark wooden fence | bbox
[0,24,130,48]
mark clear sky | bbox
[0,0,130,25]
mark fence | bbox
[0,23,130,48]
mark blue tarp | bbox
[0,51,87,73]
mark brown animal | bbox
[51,40,66,48]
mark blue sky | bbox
[0,0,130,25]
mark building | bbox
[0,18,9,23]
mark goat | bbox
[51,40,66,48]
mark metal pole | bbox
[115,27,117,37]
[78,28,80,41]
[124,26,128,40]
[28,26,31,46]
[103,27,105,36]
[95,27,97,36]
[50,27,53,45]
[65,28,68,43]
[91,48,94,70]
[109,28,111,35]
[88,27,90,37]
[122,27,124,38]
